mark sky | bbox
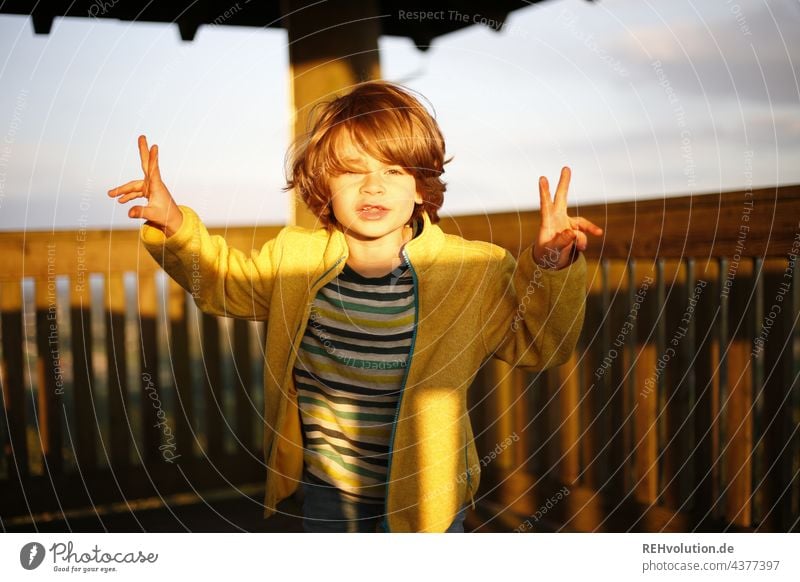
[0,0,798,231]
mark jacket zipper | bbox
[283,255,347,381]
[381,248,419,532]
[267,255,347,500]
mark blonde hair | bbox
[284,80,449,227]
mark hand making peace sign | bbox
[532,166,603,270]
[107,135,184,237]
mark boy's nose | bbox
[360,171,384,195]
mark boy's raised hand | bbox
[533,166,603,270]
[108,135,183,237]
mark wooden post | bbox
[1,281,28,476]
[282,0,382,228]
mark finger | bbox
[569,216,604,235]
[149,144,162,182]
[549,228,577,252]
[538,176,552,214]
[574,230,589,252]
[118,190,146,204]
[553,228,578,251]
[108,179,145,197]
[138,135,149,175]
[128,205,159,221]
[554,166,571,210]
[535,228,577,268]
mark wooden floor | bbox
[3,469,752,533]
[2,496,502,533]
[468,468,756,533]
[2,487,304,533]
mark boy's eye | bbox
[386,168,405,175]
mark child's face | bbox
[328,134,423,243]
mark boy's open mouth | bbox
[357,204,389,219]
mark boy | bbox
[108,81,602,532]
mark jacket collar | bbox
[403,210,446,278]
[321,210,446,275]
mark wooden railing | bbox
[443,185,800,532]
[1,185,798,531]
[0,224,281,524]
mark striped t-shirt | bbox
[294,259,415,504]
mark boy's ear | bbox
[414,190,424,205]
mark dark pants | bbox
[301,473,467,533]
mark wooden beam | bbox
[0,225,282,281]
[282,0,382,228]
[440,185,800,260]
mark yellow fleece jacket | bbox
[141,206,587,532]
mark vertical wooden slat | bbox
[1,280,28,476]
[233,318,253,452]
[498,366,527,505]
[218,317,234,455]
[247,320,266,452]
[725,258,754,527]
[167,280,193,461]
[138,273,162,465]
[70,276,96,472]
[201,312,223,461]
[0,316,7,478]
[654,259,666,501]
[679,259,697,509]
[105,273,129,471]
[792,253,799,533]
[510,369,526,468]
[623,260,637,493]
[658,258,688,510]
[759,258,792,531]
[633,263,658,504]
[527,369,545,476]
[597,258,611,489]
[714,257,730,519]
[491,359,515,471]
[557,352,581,484]
[693,260,719,515]
[542,367,560,478]
[751,257,765,524]
[579,264,604,488]
[605,260,629,499]
[34,276,63,474]
[784,254,800,531]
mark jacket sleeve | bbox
[140,205,280,320]
[480,246,587,370]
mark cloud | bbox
[615,0,800,104]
